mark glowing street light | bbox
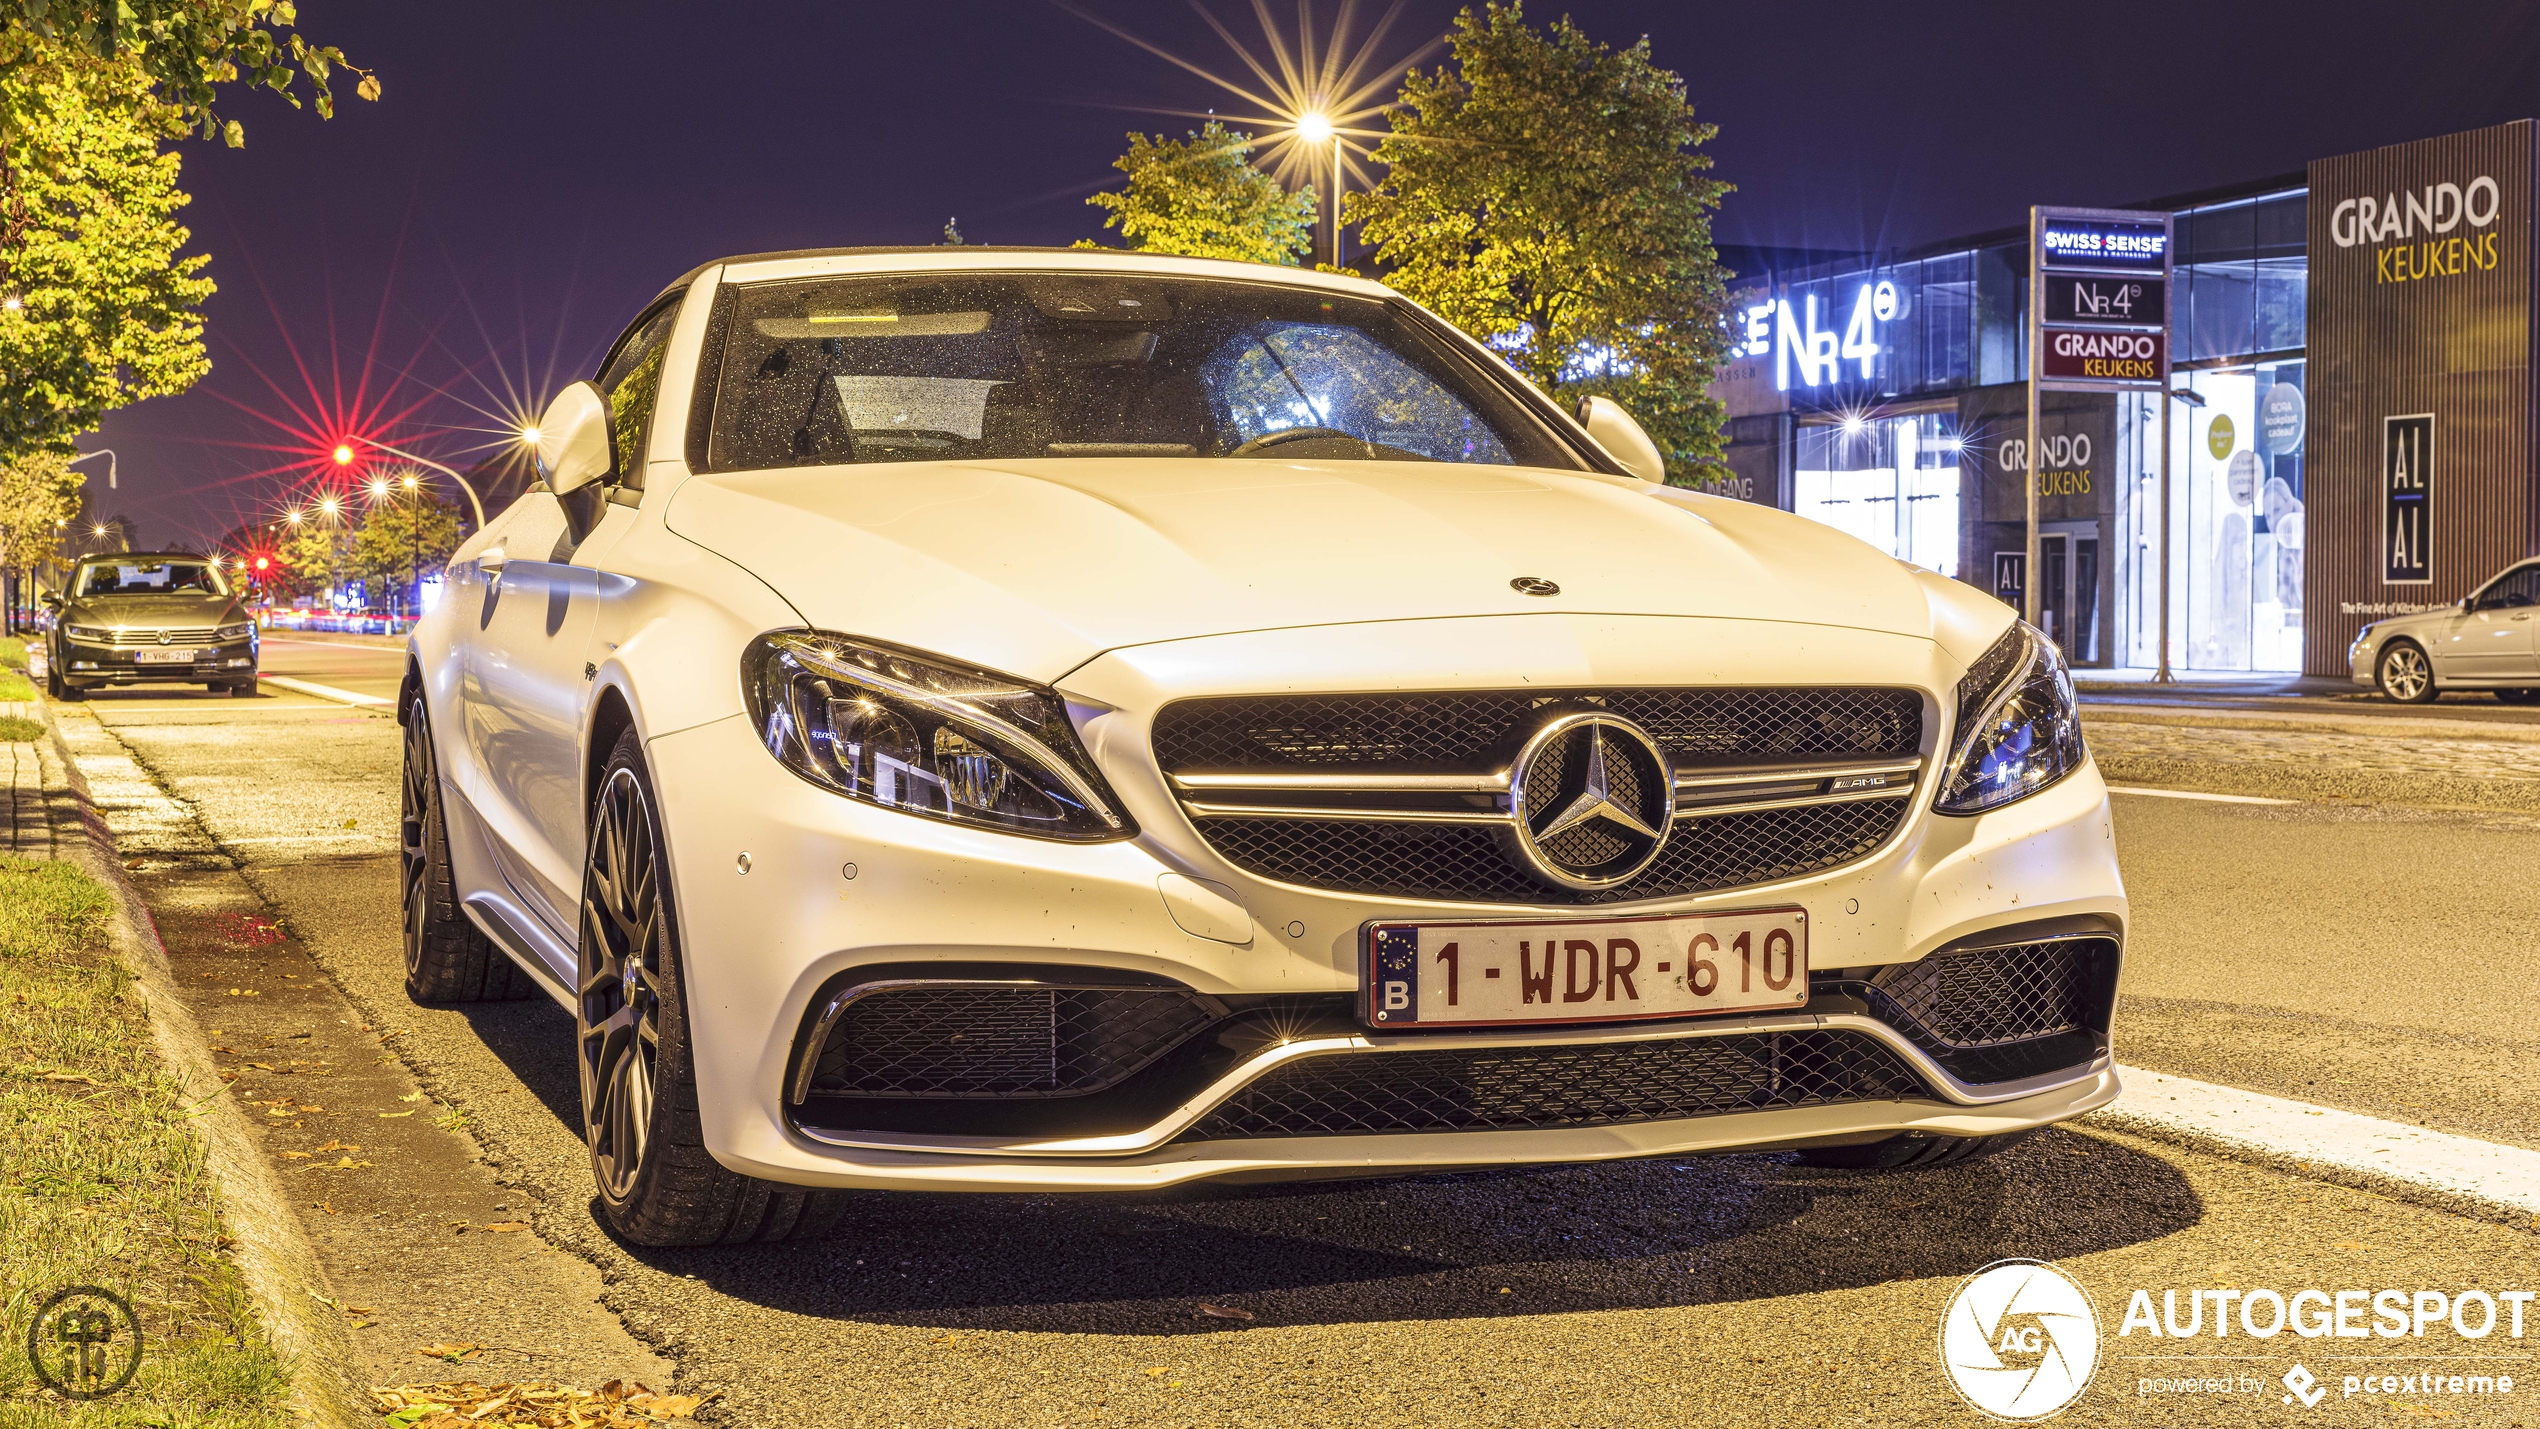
[1295,110,1332,143]
[333,444,356,466]
[519,424,539,446]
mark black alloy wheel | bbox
[400,693,529,1003]
[575,726,847,1246]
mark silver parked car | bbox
[2350,560,2540,704]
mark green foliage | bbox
[1347,3,1734,481]
[1086,120,1314,266]
[349,486,458,597]
[0,448,79,575]
[271,511,349,596]
[0,0,373,146]
[0,51,214,455]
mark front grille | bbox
[1155,688,1921,773]
[802,986,1218,1099]
[1847,937,2119,1085]
[1184,1030,1926,1140]
[103,625,219,648]
[1192,796,1909,904]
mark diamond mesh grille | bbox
[1184,1030,1926,1140]
[1866,939,2108,1049]
[1154,688,1921,773]
[1192,796,1908,904]
[807,987,1217,1098]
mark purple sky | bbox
[81,0,2540,549]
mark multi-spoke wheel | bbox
[401,690,529,1002]
[575,725,847,1246]
[2376,642,2436,704]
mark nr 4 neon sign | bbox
[1740,282,1896,391]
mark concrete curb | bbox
[2081,700,2540,745]
[36,699,369,1429]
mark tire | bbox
[400,692,531,1003]
[2496,688,2540,705]
[1795,1128,2037,1170]
[230,677,258,698]
[578,726,847,1247]
[45,662,67,699]
[2376,641,2437,704]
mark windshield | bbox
[698,272,1588,474]
[75,560,228,598]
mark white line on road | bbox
[2106,785,2295,805]
[259,675,394,708]
[2099,1066,2540,1218]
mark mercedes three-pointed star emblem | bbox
[1505,712,1675,890]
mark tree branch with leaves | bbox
[1346,3,1733,482]
[1084,120,1315,267]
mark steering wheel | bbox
[1229,426,1360,457]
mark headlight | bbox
[1935,622,2085,816]
[65,625,110,643]
[741,631,1133,841]
[216,621,255,641]
[2348,624,2378,659]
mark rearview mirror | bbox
[1575,395,1666,483]
[534,382,616,497]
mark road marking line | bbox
[260,675,394,708]
[2099,1065,2540,1216]
[2105,785,2294,805]
[260,637,408,654]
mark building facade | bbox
[1713,120,2537,677]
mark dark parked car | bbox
[45,552,259,698]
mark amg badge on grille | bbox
[1507,713,1675,889]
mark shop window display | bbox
[1793,412,1961,577]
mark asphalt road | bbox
[51,652,2540,1427]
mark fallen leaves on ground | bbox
[374,1380,707,1427]
[415,1344,481,1364]
[378,1109,415,1118]
[482,1221,530,1233]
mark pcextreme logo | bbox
[1939,1259,2103,1421]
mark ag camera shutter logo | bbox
[1939,1259,2102,1421]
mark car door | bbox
[2434,564,2540,680]
[459,298,681,936]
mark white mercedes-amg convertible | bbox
[400,247,2126,1246]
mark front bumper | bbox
[61,637,257,683]
[645,632,2126,1192]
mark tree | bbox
[273,511,351,598]
[0,446,77,627]
[1346,3,1733,481]
[1,0,373,147]
[349,487,457,609]
[0,48,214,454]
[1085,120,1314,266]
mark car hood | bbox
[66,593,243,627]
[662,458,1946,682]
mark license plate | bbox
[133,648,205,663]
[1365,908,1808,1028]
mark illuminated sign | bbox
[2041,329,2163,384]
[2329,178,2500,247]
[2384,414,2433,585]
[2043,274,2164,326]
[2039,220,2167,269]
[1739,281,1898,391]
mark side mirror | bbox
[1575,395,1666,483]
[2462,595,2478,613]
[40,594,60,610]
[534,381,617,497]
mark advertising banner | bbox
[2041,329,2165,385]
[2384,413,2434,584]
[2042,273,2166,327]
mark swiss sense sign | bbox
[2041,328,2163,383]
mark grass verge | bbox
[0,674,32,703]
[0,717,39,743]
[0,856,290,1427]
[0,636,25,668]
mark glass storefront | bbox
[1793,411,1962,577]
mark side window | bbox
[596,299,682,481]
[2478,566,2540,609]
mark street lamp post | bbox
[65,448,115,490]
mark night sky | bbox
[80,0,2540,549]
